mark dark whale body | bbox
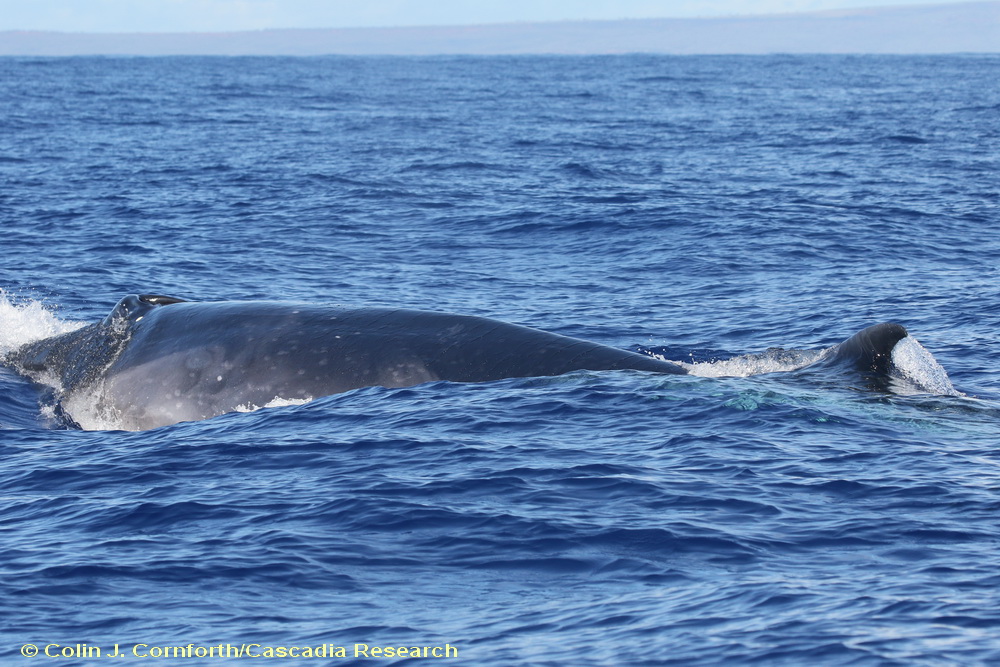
[3,294,911,431]
[6,294,686,430]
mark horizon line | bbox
[1,2,996,57]
[2,0,996,35]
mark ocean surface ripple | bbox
[1,54,999,665]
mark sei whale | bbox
[3,294,912,430]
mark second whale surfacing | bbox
[5,294,916,431]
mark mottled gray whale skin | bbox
[3,295,911,431]
[5,294,687,429]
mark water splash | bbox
[235,396,315,413]
[889,336,960,396]
[0,290,85,357]
[676,348,824,378]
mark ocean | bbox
[0,54,998,665]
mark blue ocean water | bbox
[1,54,999,665]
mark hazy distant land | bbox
[1,2,997,56]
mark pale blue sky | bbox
[0,0,979,32]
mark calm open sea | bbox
[1,54,999,665]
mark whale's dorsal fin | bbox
[827,322,908,374]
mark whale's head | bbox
[101,294,187,327]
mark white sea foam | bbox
[0,290,86,356]
[889,336,960,396]
[58,382,123,431]
[1,291,111,429]
[671,348,825,378]
[235,396,315,413]
[58,393,318,431]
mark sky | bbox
[0,0,982,32]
